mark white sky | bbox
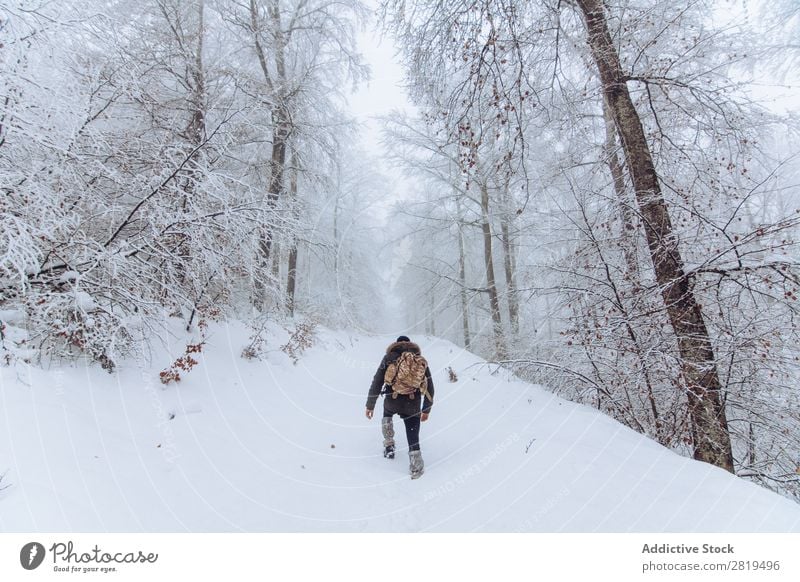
[344,10,416,325]
[349,23,412,148]
[345,12,421,215]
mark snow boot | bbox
[382,417,395,459]
[409,449,424,479]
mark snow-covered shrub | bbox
[280,320,317,364]
[22,287,134,372]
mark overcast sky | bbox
[346,11,422,206]
[346,8,420,203]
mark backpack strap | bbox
[388,355,402,386]
[386,354,402,399]
[419,375,430,402]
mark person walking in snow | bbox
[365,335,434,479]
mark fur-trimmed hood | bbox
[386,340,421,355]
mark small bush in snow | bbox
[447,366,458,383]
[242,316,271,360]
[0,321,10,366]
[159,323,206,385]
[280,321,316,364]
[23,290,130,372]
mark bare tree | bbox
[574,0,733,470]
[383,0,799,480]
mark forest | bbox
[2,0,799,502]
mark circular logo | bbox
[20,542,46,570]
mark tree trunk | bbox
[270,236,281,280]
[286,149,299,315]
[187,0,205,149]
[499,188,519,335]
[250,0,291,308]
[456,196,472,349]
[174,0,205,288]
[333,186,340,278]
[266,0,289,261]
[600,98,662,439]
[602,98,639,281]
[576,0,734,472]
[479,179,506,359]
[261,107,289,291]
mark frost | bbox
[74,292,96,311]
[58,271,81,284]
[0,310,25,324]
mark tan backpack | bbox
[384,351,430,400]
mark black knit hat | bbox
[396,335,411,342]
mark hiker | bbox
[365,335,434,479]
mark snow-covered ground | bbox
[1,321,799,532]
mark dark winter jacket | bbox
[366,341,434,414]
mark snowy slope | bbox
[1,321,799,532]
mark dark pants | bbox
[383,392,421,451]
